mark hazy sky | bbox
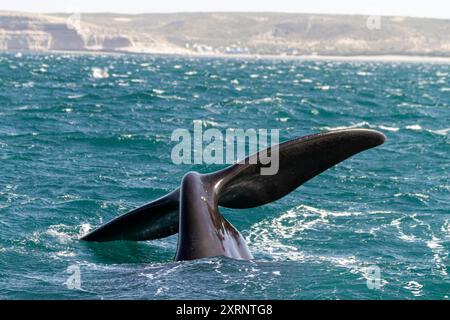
[1,0,450,19]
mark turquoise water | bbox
[0,53,449,299]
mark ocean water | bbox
[0,53,449,300]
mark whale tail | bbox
[81,129,386,260]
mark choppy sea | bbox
[0,53,449,299]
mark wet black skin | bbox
[176,172,252,260]
[81,129,386,261]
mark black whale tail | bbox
[81,129,385,260]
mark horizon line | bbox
[1,10,450,21]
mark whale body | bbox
[82,129,386,261]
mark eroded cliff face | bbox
[1,11,450,57]
[0,12,135,52]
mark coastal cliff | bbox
[1,11,450,57]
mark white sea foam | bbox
[356,71,373,76]
[442,220,450,237]
[404,281,424,297]
[426,237,443,250]
[91,67,109,79]
[429,128,450,136]
[392,215,448,277]
[378,125,399,132]
[405,124,422,131]
[55,250,76,257]
[79,223,92,237]
[46,225,72,244]
[46,223,92,243]
[394,192,429,201]
[318,85,331,91]
[152,89,165,95]
[68,94,84,99]
[246,204,388,262]
[390,215,422,242]
[322,121,371,131]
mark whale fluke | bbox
[81,189,180,242]
[81,129,386,261]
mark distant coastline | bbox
[1,11,450,62]
[5,49,450,64]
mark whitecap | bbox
[119,134,133,140]
[386,88,404,97]
[426,237,443,250]
[22,81,34,88]
[246,204,373,261]
[442,220,450,236]
[405,124,422,131]
[318,85,331,91]
[91,67,109,79]
[79,223,92,237]
[378,125,399,132]
[404,281,424,297]
[112,73,128,78]
[201,119,221,127]
[322,121,371,131]
[356,71,372,76]
[46,225,72,244]
[55,251,76,257]
[429,128,450,136]
[62,194,80,201]
[152,89,165,95]
[390,216,421,242]
[117,80,129,87]
[427,236,448,277]
[68,94,84,99]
